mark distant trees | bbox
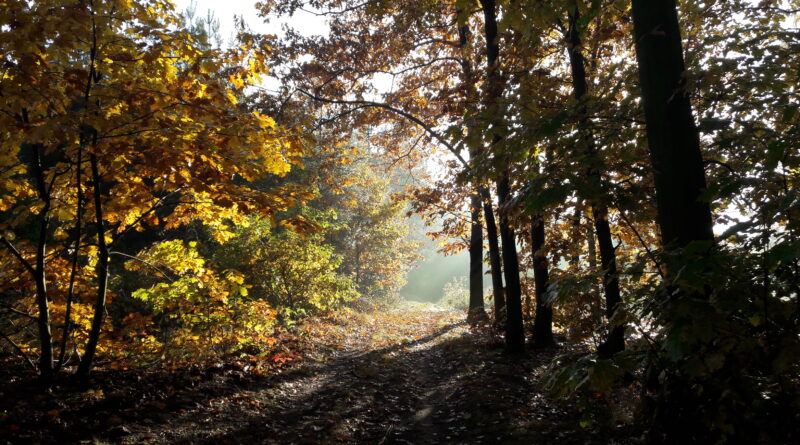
[323,160,421,304]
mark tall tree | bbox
[630,0,718,440]
[479,0,526,352]
[482,188,506,319]
[468,193,487,316]
[565,7,624,357]
[457,17,489,319]
[631,0,715,251]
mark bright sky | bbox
[172,0,327,44]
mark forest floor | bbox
[0,303,638,444]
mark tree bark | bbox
[480,187,505,318]
[593,207,625,356]
[566,9,624,357]
[496,173,525,351]
[31,143,54,381]
[468,193,487,317]
[630,2,717,441]
[34,217,54,381]
[631,0,714,251]
[530,214,555,348]
[457,20,488,320]
[480,0,525,352]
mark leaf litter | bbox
[0,303,633,444]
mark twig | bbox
[0,331,37,370]
[617,209,665,279]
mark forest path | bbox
[118,304,599,444]
[0,303,620,444]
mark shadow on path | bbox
[119,313,602,445]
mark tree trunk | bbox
[58,137,85,371]
[77,151,109,377]
[530,214,555,348]
[480,187,505,319]
[631,0,714,251]
[496,173,525,352]
[566,8,624,357]
[34,227,54,381]
[587,220,597,269]
[593,207,625,356]
[630,2,716,441]
[31,143,54,381]
[571,203,582,267]
[468,193,487,318]
[457,21,488,321]
[480,0,525,353]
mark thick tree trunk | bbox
[480,0,525,352]
[630,2,716,441]
[566,9,624,357]
[468,193,487,318]
[480,187,505,318]
[631,0,714,251]
[530,214,555,348]
[77,151,109,377]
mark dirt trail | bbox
[2,305,620,443]
[113,305,602,444]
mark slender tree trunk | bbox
[571,203,582,267]
[480,0,525,352]
[456,19,489,321]
[58,139,84,371]
[587,221,597,269]
[34,224,54,381]
[496,173,525,351]
[530,214,555,348]
[592,207,624,356]
[61,20,98,370]
[31,143,54,381]
[468,193,487,318]
[480,187,505,318]
[566,9,624,357]
[77,1,105,377]
[77,150,109,377]
[631,0,714,251]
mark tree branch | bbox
[0,237,36,276]
[297,89,468,167]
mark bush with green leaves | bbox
[214,218,359,321]
[437,276,470,311]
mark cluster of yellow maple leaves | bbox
[0,0,313,376]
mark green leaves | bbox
[766,241,800,271]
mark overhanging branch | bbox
[298,89,468,168]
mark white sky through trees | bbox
[173,0,327,43]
